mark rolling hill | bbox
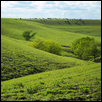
[1,18,101,101]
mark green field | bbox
[1,18,101,101]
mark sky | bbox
[1,1,101,19]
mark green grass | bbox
[52,26,101,37]
[1,18,101,101]
[1,35,90,81]
[28,19,101,37]
[1,18,101,46]
[1,63,101,101]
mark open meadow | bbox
[1,18,101,101]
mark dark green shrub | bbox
[32,38,45,50]
[46,40,62,55]
[26,38,62,55]
[71,37,99,60]
[22,31,36,41]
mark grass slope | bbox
[1,18,101,101]
[1,18,101,46]
[26,19,101,37]
[1,35,90,81]
[1,63,101,101]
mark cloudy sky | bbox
[1,1,101,19]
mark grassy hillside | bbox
[1,18,101,101]
[24,19,101,37]
[1,63,101,101]
[1,18,101,46]
[1,35,90,81]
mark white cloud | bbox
[54,1,60,6]
[1,1,18,13]
[60,1,100,10]
[30,1,46,11]
[1,1,101,19]
[1,1,18,7]
[1,1,12,8]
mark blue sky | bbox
[1,1,101,19]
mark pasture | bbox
[1,18,101,101]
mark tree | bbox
[26,38,62,55]
[22,31,36,41]
[71,37,99,60]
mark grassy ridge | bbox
[26,19,101,37]
[24,19,101,26]
[1,18,101,46]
